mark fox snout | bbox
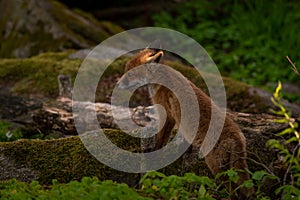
[146,50,163,63]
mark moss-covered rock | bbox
[0,51,129,99]
[0,130,137,184]
[0,51,80,97]
[0,0,123,58]
[0,129,209,185]
[0,124,281,190]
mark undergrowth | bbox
[152,0,300,90]
[267,81,300,198]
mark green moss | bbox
[0,128,274,186]
[33,51,74,60]
[0,129,210,185]
[0,129,139,184]
[0,51,81,96]
[0,52,129,98]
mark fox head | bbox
[117,48,164,89]
[125,48,164,72]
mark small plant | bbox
[215,169,241,198]
[0,121,23,142]
[267,81,300,198]
[0,177,149,200]
[139,171,216,199]
[215,168,277,199]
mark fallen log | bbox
[32,100,289,138]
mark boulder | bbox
[0,0,123,58]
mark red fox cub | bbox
[119,48,254,199]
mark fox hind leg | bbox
[204,141,254,199]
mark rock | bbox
[248,87,300,117]
[0,0,123,58]
[267,82,300,94]
[0,134,143,185]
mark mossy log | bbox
[32,100,289,139]
[32,102,155,135]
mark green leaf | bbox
[252,170,268,181]
[139,171,166,185]
[266,139,280,148]
[274,119,289,124]
[225,169,239,183]
[284,137,298,144]
[241,180,254,188]
[184,173,214,187]
[215,171,224,180]
[52,179,59,186]
[276,185,300,199]
[198,185,206,196]
[29,181,41,191]
[276,128,294,136]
